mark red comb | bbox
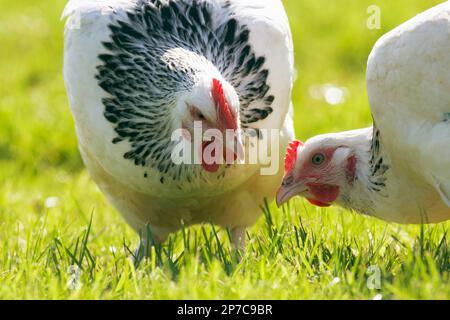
[284,140,303,174]
[212,78,237,130]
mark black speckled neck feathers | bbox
[95,0,274,182]
[368,124,390,193]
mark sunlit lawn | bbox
[0,0,448,299]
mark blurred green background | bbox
[0,0,448,299]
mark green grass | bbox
[0,0,448,299]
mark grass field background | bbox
[0,0,448,299]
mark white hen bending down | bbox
[63,0,294,246]
[277,2,450,224]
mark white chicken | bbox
[277,2,450,224]
[63,0,294,247]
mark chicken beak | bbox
[223,131,244,165]
[235,135,245,162]
[276,179,307,207]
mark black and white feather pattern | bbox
[368,124,389,193]
[63,0,294,196]
[95,0,275,177]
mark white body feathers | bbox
[365,1,450,223]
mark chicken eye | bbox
[311,153,325,165]
[197,112,206,120]
[189,105,206,121]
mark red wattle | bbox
[306,198,332,207]
[201,139,238,173]
[305,183,340,207]
[201,141,220,173]
[223,147,238,165]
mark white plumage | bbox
[63,0,294,246]
[277,2,450,224]
[365,1,450,222]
